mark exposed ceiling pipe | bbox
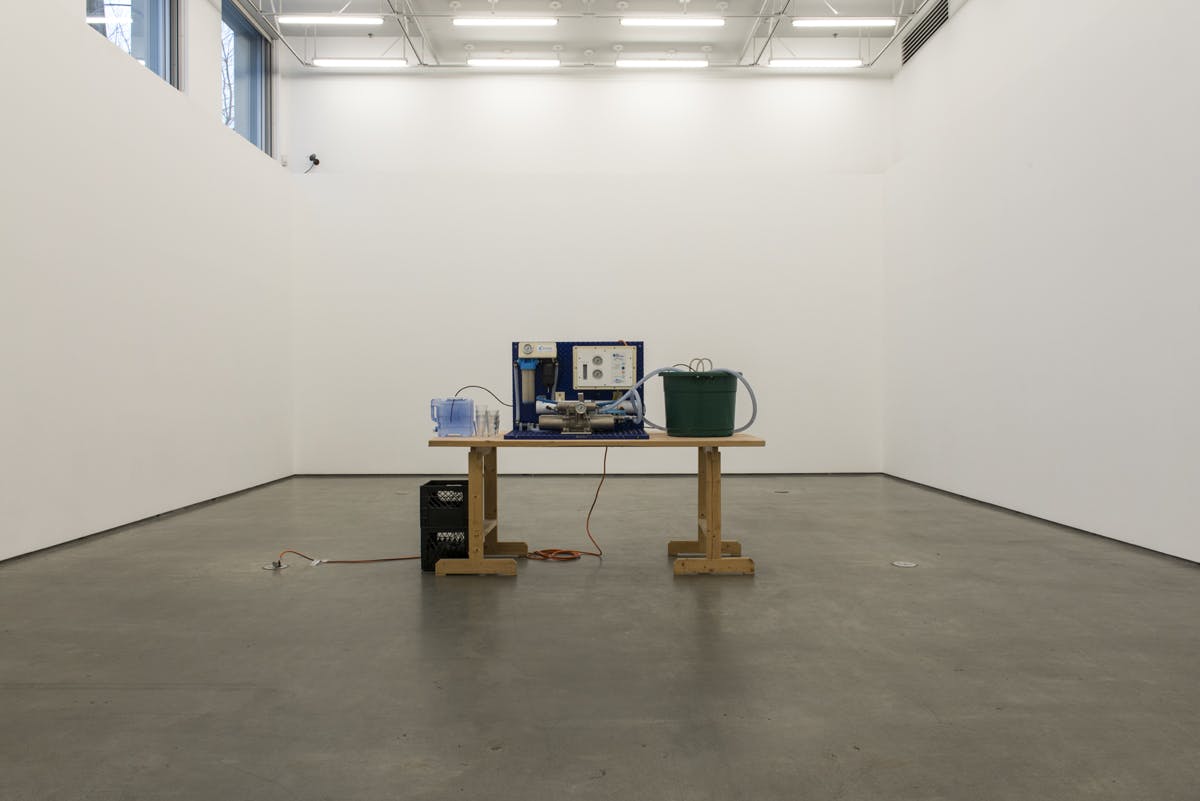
[245,0,311,66]
[736,0,776,65]
[274,0,957,72]
[381,0,425,66]
[270,11,881,21]
[753,0,792,66]
[387,0,439,65]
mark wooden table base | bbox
[430,435,759,577]
[435,446,527,576]
[668,447,755,576]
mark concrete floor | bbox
[2,475,1198,801]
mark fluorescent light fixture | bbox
[791,17,896,28]
[312,58,409,68]
[453,18,558,27]
[768,58,864,68]
[615,59,708,68]
[620,17,725,27]
[277,14,384,26]
[467,58,561,67]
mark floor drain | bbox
[891,561,918,568]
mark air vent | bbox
[902,0,949,64]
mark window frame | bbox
[167,0,179,86]
[86,0,180,87]
[220,0,275,155]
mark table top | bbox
[428,431,766,448]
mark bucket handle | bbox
[619,367,758,434]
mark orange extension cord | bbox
[271,448,609,567]
[524,447,607,562]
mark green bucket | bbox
[662,371,737,437]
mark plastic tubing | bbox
[601,367,758,434]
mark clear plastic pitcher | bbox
[431,398,475,437]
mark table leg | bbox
[436,446,520,575]
[668,447,742,557]
[483,446,528,557]
[673,447,754,576]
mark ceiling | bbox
[255,0,946,74]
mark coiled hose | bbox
[601,366,758,434]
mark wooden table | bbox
[427,432,766,577]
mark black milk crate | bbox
[421,480,470,530]
[421,529,468,572]
[420,480,470,571]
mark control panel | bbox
[572,345,637,390]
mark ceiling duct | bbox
[902,0,949,64]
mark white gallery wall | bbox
[0,1,295,561]
[884,0,1200,561]
[285,73,890,475]
[6,0,1198,565]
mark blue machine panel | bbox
[506,340,648,440]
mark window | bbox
[220,0,271,152]
[86,0,177,84]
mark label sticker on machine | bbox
[517,341,557,358]
[572,345,637,390]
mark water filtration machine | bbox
[506,341,649,440]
